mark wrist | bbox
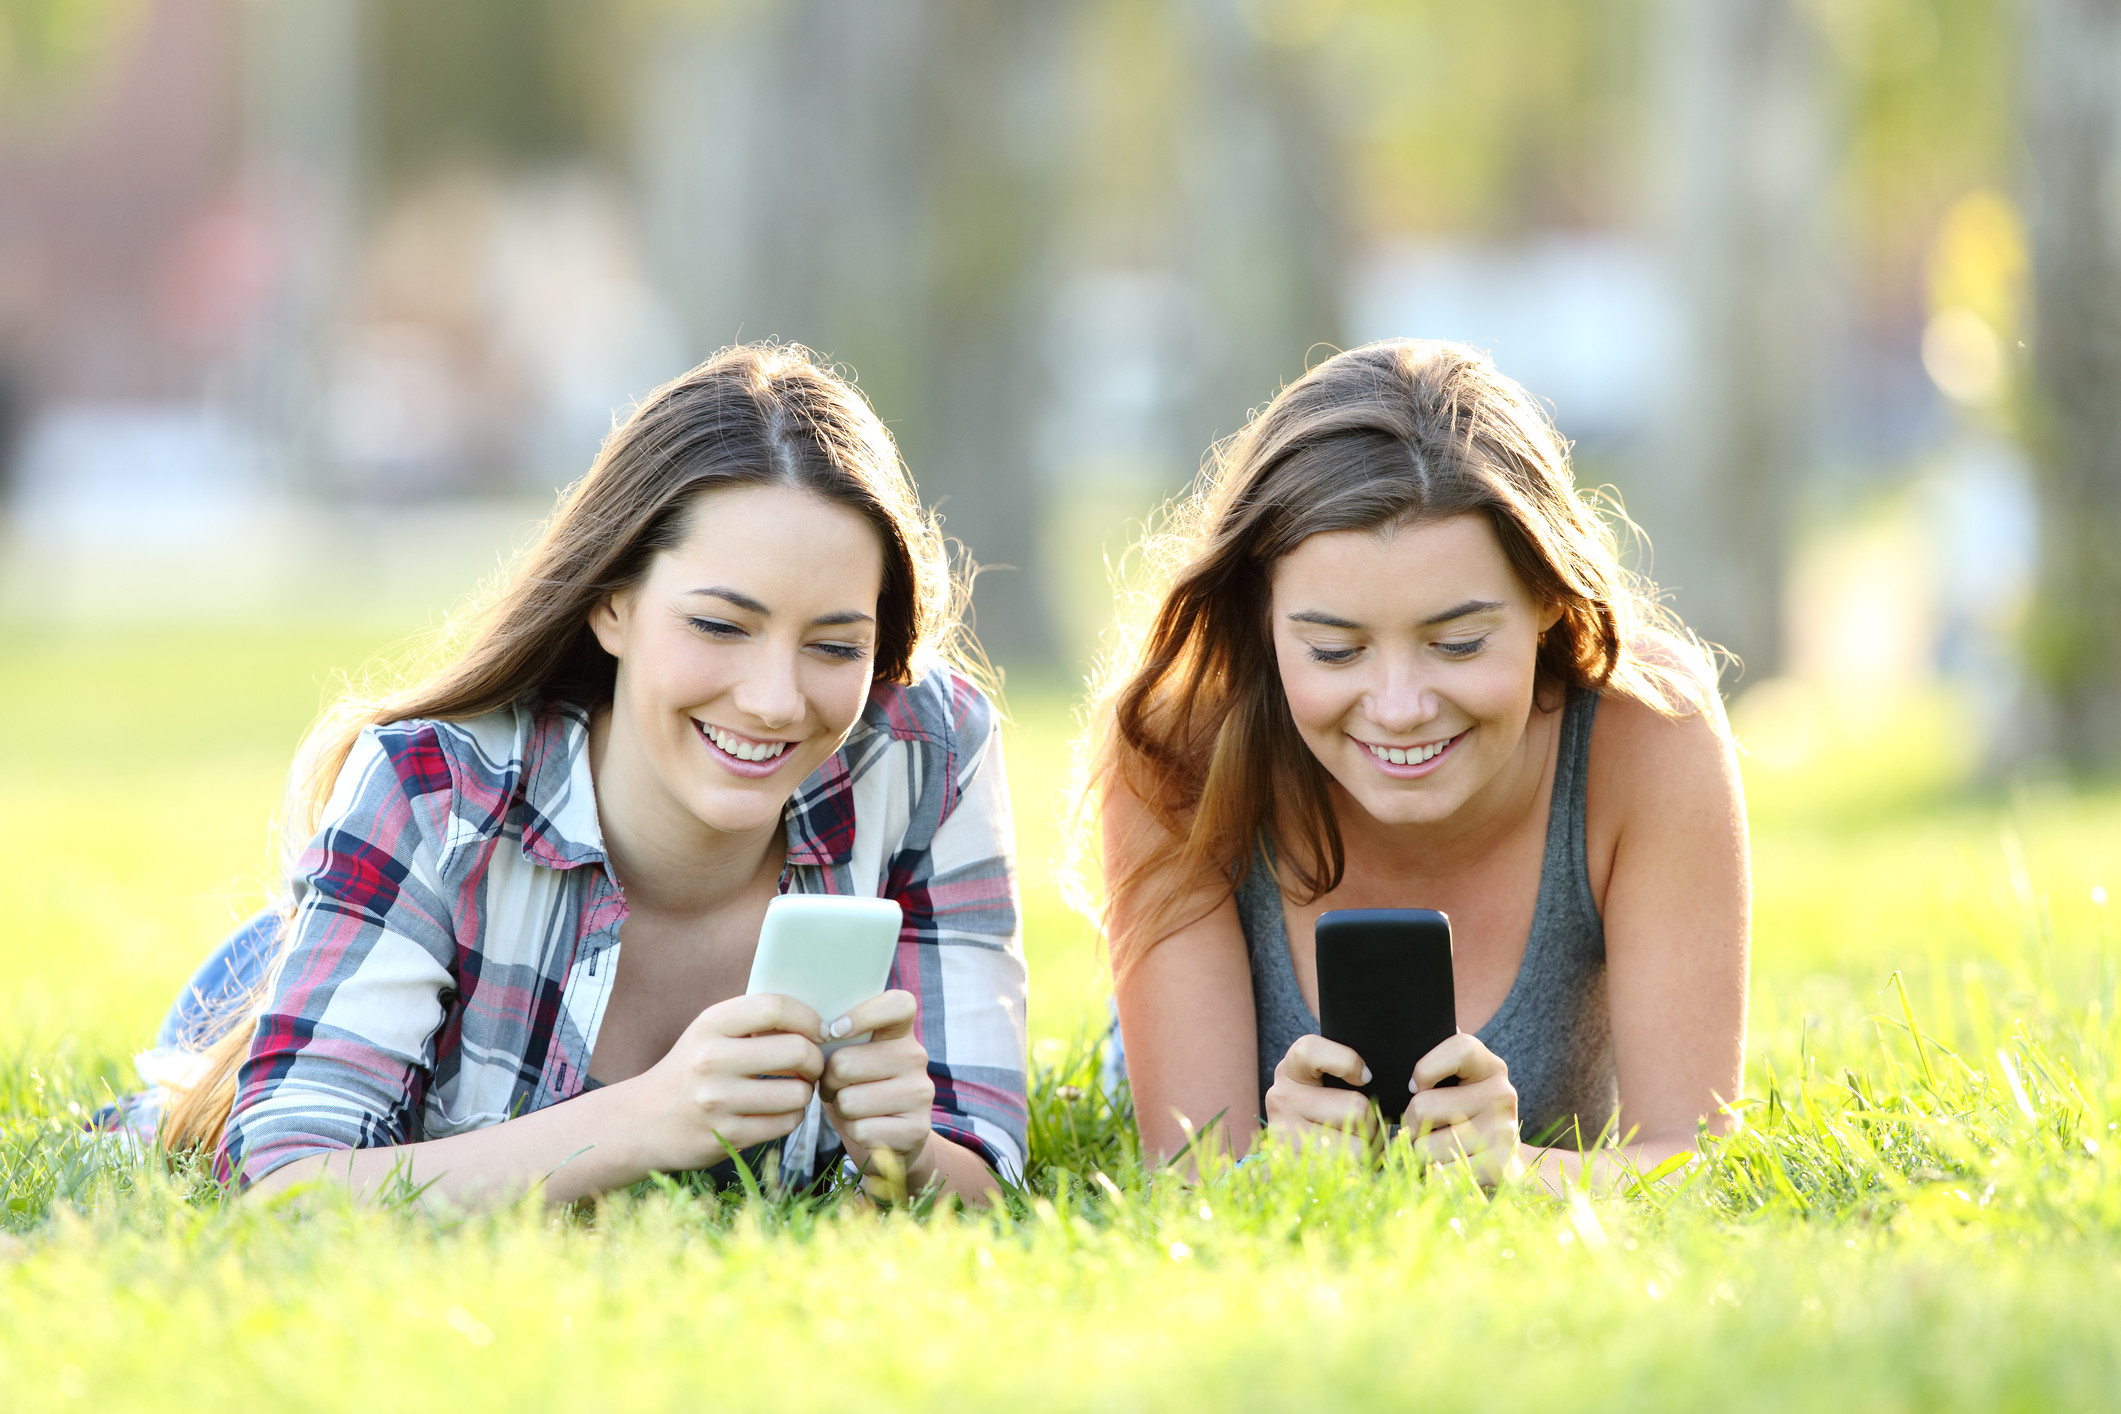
[853,1127,939,1202]
[591,1072,674,1182]
[900,1128,941,1189]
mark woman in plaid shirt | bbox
[147,344,1028,1209]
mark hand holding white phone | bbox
[744,895,903,1053]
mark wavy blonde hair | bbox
[1070,339,1719,972]
[162,341,976,1153]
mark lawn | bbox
[2,625,2118,1412]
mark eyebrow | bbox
[1285,598,1506,631]
[684,587,874,628]
[687,587,771,615]
[1418,598,1506,627]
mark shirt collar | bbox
[516,705,608,871]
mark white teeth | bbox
[1366,735,1452,766]
[703,724,788,762]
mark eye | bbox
[808,641,870,663]
[1435,636,1490,659]
[1307,645,1361,665]
[687,617,746,639]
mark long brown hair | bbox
[163,342,971,1153]
[1075,339,1717,972]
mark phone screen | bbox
[1314,908,1457,1122]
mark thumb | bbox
[828,989,919,1044]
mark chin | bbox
[1349,786,1459,828]
[687,793,788,836]
[678,767,797,826]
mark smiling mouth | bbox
[1355,730,1465,767]
[693,720,794,763]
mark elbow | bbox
[231,1145,340,1202]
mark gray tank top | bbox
[1238,687,1616,1147]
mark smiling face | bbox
[1269,513,1560,829]
[589,483,886,841]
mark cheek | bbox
[807,665,874,736]
[634,636,735,722]
[1458,648,1540,723]
[1275,647,1354,736]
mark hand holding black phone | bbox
[1314,908,1458,1123]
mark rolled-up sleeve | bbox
[894,694,1030,1182]
[215,727,458,1187]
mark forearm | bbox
[845,1127,1004,1207]
[242,1082,660,1212]
[915,1130,1006,1205]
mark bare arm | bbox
[247,1078,688,1209]
[879,1130,1005,1205]
[246,993,828,1211]
[248,991,1007,1211]
[1547,683,1749,1188]
[1103,787,1261,1166]
[252,1066,1006,1210]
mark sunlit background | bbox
[2,0,2116,1052]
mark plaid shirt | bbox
[215,666,1027,1189]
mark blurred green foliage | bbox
[0,0,139,107]
[226,0,2020,282]
[370,0,625,179]
[1321,0,1654,238]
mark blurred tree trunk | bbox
[634,0,1065,662]
[1641,0,1832,682]
[1173,0,1343,457]
[2023,0,2121,767]
[906,0,1070,662]
[634,0,1342,667]
[240,0,365,491]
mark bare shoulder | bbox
[1097,765,1242,959]
[1587,634,1742,828]
[1098,768,1175,865]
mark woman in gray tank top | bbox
[1236,684,1613,1147]
[1079,341,1750,1188]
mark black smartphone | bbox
[1314,908,1457,1122]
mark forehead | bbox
[654,484,885,588]
[1270,514,1528,609]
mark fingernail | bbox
[1360,1066,1373,1085]
[828,1016,853,1039]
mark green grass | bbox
[3,627,2119,1412]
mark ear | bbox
[588,590,630,658]
[1537,598,1565,635]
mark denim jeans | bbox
[154,910,282,1051]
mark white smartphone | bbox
[744,894,904,1053]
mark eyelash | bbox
[812,642,868,662]
[1305,635,1490,665]
[687,618,869,662]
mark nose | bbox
[731,644,803,731]
[1362,652,1439,737]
